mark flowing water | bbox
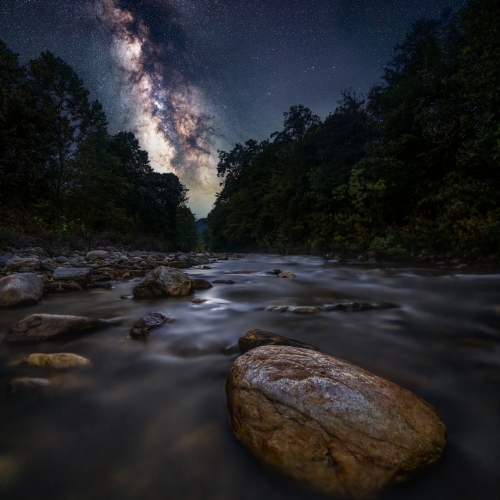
[0,255,499,500]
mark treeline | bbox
[0,44,199,252]
[206,0,500,258]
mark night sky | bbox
[0,0,467,216]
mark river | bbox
[0,254,499,499]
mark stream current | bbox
[0,254,499,500]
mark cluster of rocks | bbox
[225,329,447,499]
[0,247,246,307]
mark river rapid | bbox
[0,254,499,500]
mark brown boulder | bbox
[226,346,447,499]
[132,267,193,298]
[14,353,90,369]
[238,329,320,354]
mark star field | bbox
[0,0,468,215]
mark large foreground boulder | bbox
[226,346,447,499]
[133,267,193,298]
[3,314,116,344]
[0,273,44,307]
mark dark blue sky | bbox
[0,0,468,215]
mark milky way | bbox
[0,0,469,217]
[95,0,222,217]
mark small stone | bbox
[122,272,131,278]
[289,306,323,314]
[263,269,281,275]
[238,329,320,354]
[217,253,228,260]
[192,279,213,290]
[15,353,90,369]
[8,377,51,394]
[213,279,234,284]
[130,312,171,340]
[190,298,206,304]
[266,305,290,313]
[277,271,296,278]
[85,250,109,260]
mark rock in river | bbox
[325,302,376,312]
[226,346,447,499]
[53,267,92,284]
[14,353,91,369]
[238,329,320,354]
[8,377,51,394]
[213,279,234,285]
[3,314,116,344]
[277,271,296,278]
[130,312,171,340]
[133,267,193,298]
[191,279,213,290]
[0,273,44,308]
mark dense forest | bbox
[206,0,500,258]
[0,45,199,252]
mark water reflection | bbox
[0,255,499,499]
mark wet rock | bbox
[132,267,193,298]
[53,267,92,284]
[122,272,131,278]
[266,305,291,313]
[190,298,206,304]
[14,353,90,369]
[238,329,320,354]
[202,266,212,269]
[217,253,228,260]
[263,269,281,275]
[5,257,40,271]
[58,281,83,292]
[3,314,116,344]
[8,377,51,394]
[226,346,447,499]
[0,273,44,307]
[277,271,296,278]
[85,250,108,260]
[213,279,235,284]
[192,279,213,290]
[266,305,323,314]
[130,312,171,340]
[325,303,376,312]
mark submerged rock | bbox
[266,305,323,314]
[3,314,116,344]
[325,303,376,312]
[238,329,320,354]
[132,267,193,298]
[226,347,447,499]
[14,353,90,369]
[0,273,44,308]
[130,312,171,340]
[213,279,235,284]
[191,279,213,290]
[7,377,51,394]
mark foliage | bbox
[0,43,199,250]
[207,0,500,257]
